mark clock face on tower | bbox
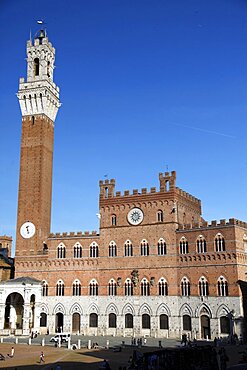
[127,208,144,225]
[20,222,36,239]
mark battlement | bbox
[176,187,201,205]
[49,230,99,239]
[177,218,247,231]
[0,236,12,242]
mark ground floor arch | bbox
[200,315,211,339]
[56,313,64,332]
[5,292,24,333]
[72,313,80,333]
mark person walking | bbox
[39,351,45,363]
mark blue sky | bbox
[0,0,247,251]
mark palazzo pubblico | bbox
[0,29,247,340]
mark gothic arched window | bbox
[158,278,168,296]
[34,58,39,76]
[108,279,117,296]
[181,277,190,296]
[141,278,150,296]
[215,233,225,252]
[56,280,64,296]
[196,235,207,253]
[125,278,133,296]
[198,276,209,296]
[109,313,117,328]
[140,239,149,256]
[125,313,133,328]
[124,240,133,257]
[42,281,48,297]
[89,279,98,296]
[90,242,99,258]
[57,243,66,258]
[160,314,169,330]
[73,280,81,296]
[218,276,228,297]
[73,243,82,258]
[109,241,117,257]
[180,237,188,254]
[89,313,98,327]
[157,238,166,255]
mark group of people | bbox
[131,337,147,347]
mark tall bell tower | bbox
[16,30,60,259]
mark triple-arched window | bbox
[56,280,64,296]
[158,278,168,296]
[89,279,98,296]
[215,233,225,252]
[57,243,66,258]
[73,280,81,296]
[157,238,166,255]
[198,276,209,296]
[141,239,149,256]
[125,278,133,296]
[181,277,190,296]
[90,242,99,258]
[74,243,82,258]
[218,276,228,296]
[109,241,117,257]
[196,235,207,253]
[180,237,188,254]
[108,279,117,296]
[125,240,133,257]
[141,278,150,296]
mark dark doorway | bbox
[56,312,64,332]
[201,315,211,339]
[72,313,80,333]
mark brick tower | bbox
[16,30,60,260]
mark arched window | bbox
[89,313,98,327]
[125,278,133,296]
[109,313,117,328]
[220,316,230,334]
[183,315,191,331]
[141,239,149,256]
[42,281,48,297]
[181,277,190,296]
[218,276,228,296]
[57,243,66,258]
[215,233,225,252]
[160,314,169,330]
[158,278,168,296]
[90,242,99,258]
[89,279,98,296]
[34,58,39,76]
[142,314,150,329]
[125,313,133,328]
[108,279,117,296]
[47,60,50,77]
[141,278,150,296]
[109,241,117,257]
[73,280,81,296]
[111,214,117,226]
[74,243,82,258]
[157,210,163,222]
[157,238,166,255]
[56,280,64,296]
[40,313,47,327]
[180,237,188,254]
[125,240,133,257]
[196,235,207,253]
[198,276,209,296]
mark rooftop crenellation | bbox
[49,231,99,239]
[177,218,247,231]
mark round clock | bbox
[20,222,36,239]
[127,208,144,225]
